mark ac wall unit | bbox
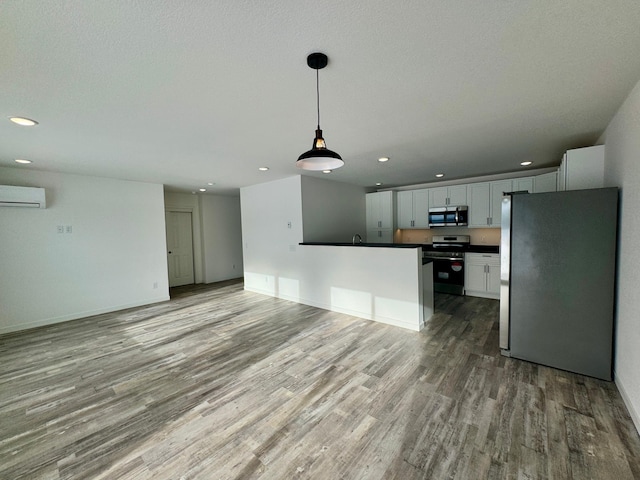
[0,185,46,208]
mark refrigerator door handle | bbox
[499,195,512,351]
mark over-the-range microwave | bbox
[428,206,469,227]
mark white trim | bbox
[0,295,170,335]
[615,372,640,435]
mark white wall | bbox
[601,77,640,432]
[0,167,169,334]
[199,194,243,283]
[301,176,366,242]
[241,176,303,294]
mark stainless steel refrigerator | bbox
[499,188,618,380]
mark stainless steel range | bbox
[424,235,470,295]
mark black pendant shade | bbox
[296,53,344,171]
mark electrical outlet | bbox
[57,225,64,234]
[65,225,72,234]
[287,221,292,229]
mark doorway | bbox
[165,211,195,287]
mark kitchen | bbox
[260,144,614,381]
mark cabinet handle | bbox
[378,230,382,237]
[378,220,381,227]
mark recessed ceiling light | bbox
[207,182,214,186]
[378,157,389,163]
[322,170,332,174]
[258,167,269,171]
[15,159,32,164]
[9,117,38,126]
[435,173,444,178]
[199,188,206,192]
[375,182,383,186]
[520,161,533,166]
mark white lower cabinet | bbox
[367,229,394,243]
[465,253,500,299]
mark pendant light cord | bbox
[316,68,320,129]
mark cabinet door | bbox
[448,185,467,205]
[468,182,490,227]
[397,191,414,229]
[512,177,533,193]
[489,180,513,227]
[534,172,557,193]
[486,264,501,296]
[366,229,393,243]
[565,145,605,190]
[378,229,394,243]
[379,191,394,229]
[412,189,430,228]
[429,187,449,207]
[465,261,487,293]
[366,194,379,230]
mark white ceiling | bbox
[2,1,640,195]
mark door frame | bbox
[164,205,203,284]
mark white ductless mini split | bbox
[0,185,46,208]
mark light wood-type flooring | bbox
[1,279,640,479]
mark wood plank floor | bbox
[1,280,639,479]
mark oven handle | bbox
[425,256,465,261]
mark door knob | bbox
[168,251,172,254]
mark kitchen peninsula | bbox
[297,242,433,331]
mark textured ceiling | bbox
[2,1,640,195]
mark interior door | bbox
[165,211,195,287]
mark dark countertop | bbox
[299,242,499,253]
[299,242,422,248]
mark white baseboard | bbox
[0,295,170,335]
[615,371,640,436]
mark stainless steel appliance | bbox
[500,188,618,380]
[424,235,470,295]
[428,206,468,227]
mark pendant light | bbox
[296,52,344,170]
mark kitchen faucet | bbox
[352,233,363,245]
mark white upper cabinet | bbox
[512,177,534,193]
[489,179,513,227]
[397,189,429,229]
[533,171,557,193]
[366,191,395,230]
[429,185,467,207]
[468,182,491,227]
[468,180,511,228]
[557,145,605,191]
[448,185,468,205]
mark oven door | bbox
[431,257,465,295]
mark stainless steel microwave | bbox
[428,206,469,227]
